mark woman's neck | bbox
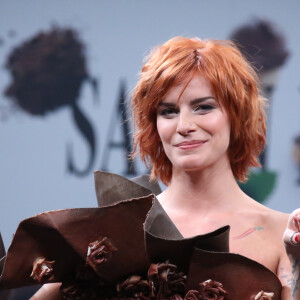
[159,158,248,215]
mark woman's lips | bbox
[175,140,207,150]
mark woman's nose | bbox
[176,112,196,136]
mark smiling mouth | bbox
[175,140,207,149]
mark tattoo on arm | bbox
[279,267,292,287]
[291,259,300,298]
[232,226,264,240]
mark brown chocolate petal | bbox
[30,257,55,284]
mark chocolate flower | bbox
[254,290,274,300]
[184,283,227,300]
[30,257,55,284]
[117,275,150,298]
[60,281,86,300]
[148,261,187,299]
[86,237,118,270]
[184,290,200,300]
[197,279,227,300]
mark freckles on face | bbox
[155,74,231,172]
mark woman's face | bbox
[156,74,231,173]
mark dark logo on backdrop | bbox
[3,27,136,177]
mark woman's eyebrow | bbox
[158,96,216,108]
[190,96,215,105]
[157,102,176,108]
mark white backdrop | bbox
[0,0,299,249]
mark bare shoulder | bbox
[245,197,289,229]
[238,198,290,239]
[260,207,289,234]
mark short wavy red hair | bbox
[132,37,266,185]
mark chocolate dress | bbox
[0,171,282,300]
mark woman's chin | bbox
[173,160,208,173]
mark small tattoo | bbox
[279,267,292,287]
[292,259,299,274]
[232,226,264,240]
[291,260,300,298]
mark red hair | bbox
[132,37,266,185]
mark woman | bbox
[131,36,300,299]
[14,36,300,300]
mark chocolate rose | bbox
[117,275,150,298]
[60,281,86,300]
[148,261,187,299]
[30,257,55,283]
[197,279,227,300]
[184,290,200,300]
[254,291,274,300]
[86,237,118,270]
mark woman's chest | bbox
[171,213,281,273]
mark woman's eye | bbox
[194,104,214,112]
[159,108,178,117]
